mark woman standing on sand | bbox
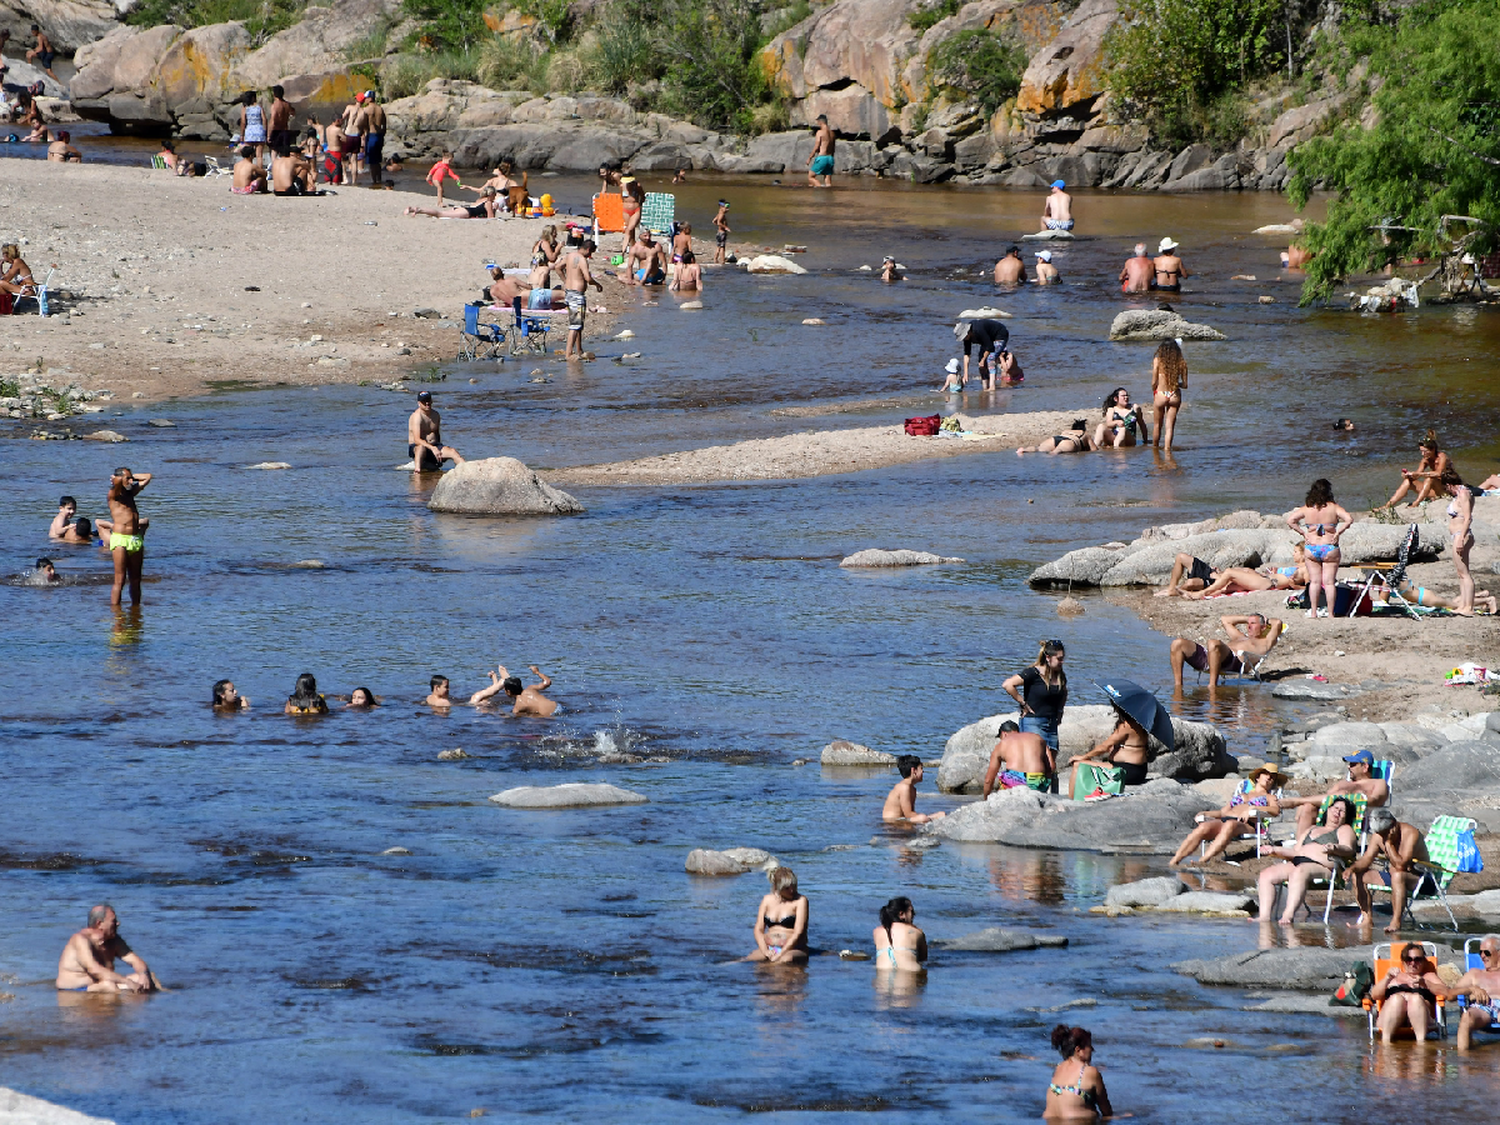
[1044,1025,1113,1120]
[238,90,267,164]
[1439,466,1477,615]
[1002,640,1067,757]
[1376,430,1450,509]
[1149,339,1187,453]
[746,866,808,965]
[1285,478,1351,619]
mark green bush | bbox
[586,13,662,94]
[927,29,1026,115]
[401,0,489,53]
[655,0,778,133]
[514,0,573,41]
[379,49,482,98]
[762,0,813,39]
[125,0,304,43]
[909,0,960,31]
[477,34,547,89]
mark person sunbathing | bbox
[1169,612,1284,689]
[1169,765,1285,866]
[1156,552,1217,596]
[1386,577,1498,615]
[1370,945,1447,1043]
[405,186,498,219]
[1018,420,1094,455]
[1375,429,1450,510]
[1253,796,1356,924]
[1181,547,1308,599]
[1278,749,1387,840]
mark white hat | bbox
[945,358,961,374]
[1159,237,1179,252]
[1034,250,1052,262]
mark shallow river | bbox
[2,173,1499,1123]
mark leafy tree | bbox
[656,0,774,133]
[1288,0,1500,302]
[927,29,1026,116]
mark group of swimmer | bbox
[35,470,152,606]
[1011,341,1187,454]
[210,666,560,717]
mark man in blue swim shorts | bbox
[621,230,668,285]
[807,114,835,188]
[1041,179,1073,230]
[56,904,159,992]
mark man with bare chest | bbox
[407,390,464,472]
[107,466,151,606]
[56,904,159,992]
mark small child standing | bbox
[938,358,965,394]
[712,199,730,264]
[426,152,462,204]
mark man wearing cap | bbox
[1153,237,1188,291]
[1282,748,1389,841]
[360,91,386,187]
[407,391,464,472]
[1041,180,1072,231]
[880,255,902,282]
[1168,612,1284,689]
[1119,243,1153,293]
[1034,250,1059,284]
[953,317,1009,391]
[1347,808,1430,933]
[993,245,1026,286]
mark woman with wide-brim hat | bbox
[1153,236,1188,291]
[1169,764,1286,866]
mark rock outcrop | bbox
[684,846,779,874]
[939,928,1069,951]
[1172,946,1375,991]
[821,740,897,766]
[1108,309,1227,342]
[488,783,648,808]
[7,0,121,53]
[427,457,584,516]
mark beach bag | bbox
[0,291,11,315]
[1072,763,1124,801]
[904,414,941,436]
[1330,962,1373,1007]
[1295,583,1370,617]
[1456,825,1484,873]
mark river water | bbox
[3,172,1500,1123]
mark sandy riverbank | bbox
[546,409,1090,485]
[0,161,623,403]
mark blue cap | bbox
[1050,180,1066,188]
[1342,749,1375,766]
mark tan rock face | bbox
[155,22,252,107]
[111,24,181,93]
[1015,0,1116,116]
[800,0,919,106]
[18,0,121,53]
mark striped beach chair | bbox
[641,192,675,236]
[1364,814,1475,931]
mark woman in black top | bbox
[1002,640,1067,756]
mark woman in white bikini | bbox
[0,243,36,297]
[1284,478,1351,619]
[872,896,925,971]
[1439,466,1477,615]
[746,866,808,965]
[1149,338,1187,453]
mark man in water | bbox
[880,255,902,282]
[32,557,57,583]
[106,466,151,607]
[1068,709,1149,795]
[954,318,1009,390]
[806,114,835,188]
[502,664,558,716]
[1454,934,1500,1049]
[1119,243,1153,293]
[882,755,946,823]
[1279,749,1389,840]
[1168,612,1284,689]
[267,85,293,153]
[993,245,1026,285]
[407,390,464,472]
[1040,180,1072,231]
[1347,808,1430,934]
[621,230,668,285]
[563,239,604,362]
[56,904,159,992]
[981,720,1056,796]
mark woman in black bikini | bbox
[1017,420,1094,455]
[746,866,808,964]
[1152,237,1188,290]
[1253,796,1356,923]
[1370,945,1447,1042]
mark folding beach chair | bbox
[1363,941,1447,1039]
[1198,778,1280,859]
[458,302,506,360]
[1362,814,1475,931]
[506,296,552,356]
[1071,762,1124,801]
[1457,937,1500,1037]
[641,192,675,236]
[591,192,624,235]
[10,267,53,316]
[1351,523,1420,619]
[202,155,232,178]
[150,154,169,170]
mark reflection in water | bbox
[107,606,143,656]
[1364,1042,1454,1082]
[873,966,927,1010]
[986,851,1069,906]
[751,962,807,1021]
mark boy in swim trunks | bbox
[806,115,835,188]
[1040,180,1072,231]
[106,466,151,606]
[563,239,603,361]
[1169,612,1284,689]
[882,755,945,823]
[26,25,57,82]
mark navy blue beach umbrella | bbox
[1097,678,1175,751]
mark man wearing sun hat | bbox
[1041,179,1072,231]
[1153,236,1188,291]
[1034,249,1059,284]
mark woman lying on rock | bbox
[1168,765,1284,867]
[1179,545,1307,599]
[746,866,808,965]
[1253,796,1356,924]
[872,896,925,971]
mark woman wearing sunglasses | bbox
[1369,945,1447,1043]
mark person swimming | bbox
[872,896,925,970]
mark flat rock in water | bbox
[382,846,412,855]
[840,549,965,567]
[1270,681,1352,701]
[940,927,1069,951]
[247,461,292,470]
[1172,945,1373,991]
[147,418,176,427]
[1108,310,1226,341]
[489,783,648,808]
[83,430,127,442]
[745,255,808,275]
[930,782,1217,853]
[0,1086,116,1124]
[1155,890,1254,913]
[684,846,778,875]
[821,740,896,766]
[680,301,703,310]
[1243,992,1366,1019]
[1253,223,1302,234]
[1021,229,1075,240]
[1105,876,1183,909]
[428,457,584,516]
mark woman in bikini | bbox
[1018,420,1094,455]
[1376,430,1451,509]
[1152,237,1188,290]
[283,672,329,715]
[1285,478,1351,619]
[1169,765,1284,866]
[1253,796,1356,923]
[0,243,36,297]
[1370,945,1448,1043]
[619,175,645,254]
[1149,338,1187,453]
[1093,387,1148,449]
[872,896,925,971]
[404,187,499,219]
[529,225,561,283]
[1044,1025,1113,1120]
[1181,544,1308,599]
[746,866,808,964]
[1439,465,1477,615]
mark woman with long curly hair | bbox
[1149,339,1187,452]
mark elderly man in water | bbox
[57,904,159,992]
[1119,243,1153,293]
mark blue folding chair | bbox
[508,296,552,356]
[1457,937,1500,1038]
[459,302,505,360]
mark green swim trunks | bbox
[109,532,144,553]
[811,154,835,176]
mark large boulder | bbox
[1109,309,1227,341]
[488,783,648,808]
[1014,0,1117,117]
[1172,946,1374,991]
[1155,890,1254,913]
[762,0,916,108]
[1268,94,1347,149]
[1335,519,1447,565]
[0,1085,115,1125]
[939,928,1069,951]
[821,740,897,766]
[745,254,808,275]
[69,23,135,101]
[685,847,779,874]
[17,0,122,53]
[153,22,252,111]
[428,457,584,516]
[1026,546,1124,588]
[930,780,1217,852]
[229,0,402,89]
[1095,529,1295,587]
[1104,876,1182,908]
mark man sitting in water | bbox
[882,755,946,823]
[1068,709,1149,795]
[1454,934,1500,1050]
[56,904,159,992]
[1041,180,1072,231]
[1156,552,1218,597]
[1280,749,1389,840]
[621,231,668,285]
[407,390,464,472]
[231,146,267,194]
[1180,547,1309,600]
[32,557,58,583]
[993,245,1026,285]
[1169,612,1284,689]
[982,720,1056,796]
[471,664,559,716]
[1119,243,1153,293]
[425,674,453,709]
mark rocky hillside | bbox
[48,0,1354,188]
